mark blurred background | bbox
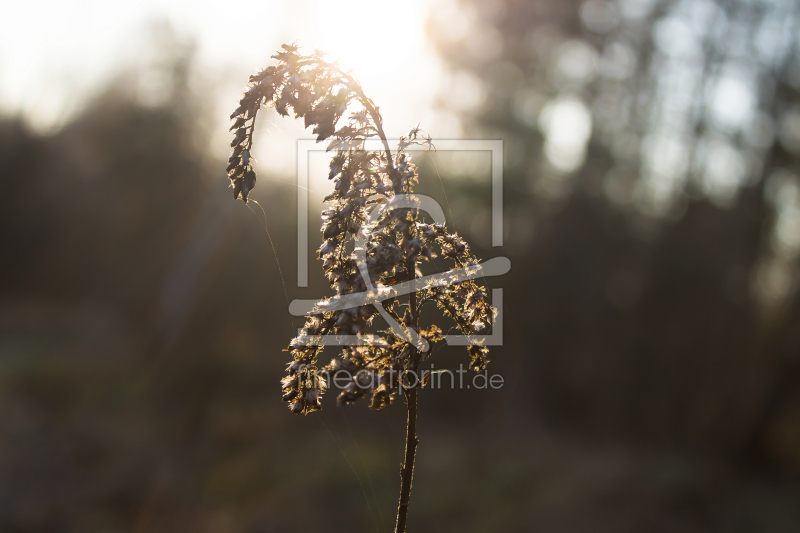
[2,0,800,531]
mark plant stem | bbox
[395,382,418,533]
[396,255,420,533]
[339,71,395,172]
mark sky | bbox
[0,0,455,142]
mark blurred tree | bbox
[430,0,800,471]
[0,24,306,532]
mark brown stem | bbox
[336,59,418,531]
[395,381,418,533]
[338,71,395,173]
[396,255,420,533]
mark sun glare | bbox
[315,1,425,86]
[309,0,434,136]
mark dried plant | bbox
[227,43,496,533]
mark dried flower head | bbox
[227,44,496,414]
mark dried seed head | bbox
[230,43,496,413]
[305,389,321,410]
[282,389,298,402]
